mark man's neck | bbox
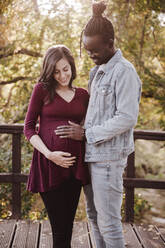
[102,47,117,65]
[108,47,117,60]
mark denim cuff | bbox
[85,127,96,144]
[86,127,104,145]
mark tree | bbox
[0,0,92,123]
[0,0,164,128]
[106,0,165,129]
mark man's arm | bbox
[85,67,141,144]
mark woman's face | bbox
[54,57,72,88]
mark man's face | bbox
[83,35,113,65]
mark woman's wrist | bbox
[45,150,52,160]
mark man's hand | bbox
[55,121,85,141]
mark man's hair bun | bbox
[92,1,106,17]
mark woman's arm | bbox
[24,83,44,140]
[30,134,50,159]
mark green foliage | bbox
[0,0,13,15]
[136,0,165,12]
[0,135,12,218]
[133,194,152,221]
[0,0,164,126]
[121,192,152,221]
[0,184,12,218]
[98,1,160,129]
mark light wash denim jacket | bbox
[84,49,142,162]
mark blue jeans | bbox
[84,160,127,248]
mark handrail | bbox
[124,129,165,222]
[0,124,165,220]
[0,123,24,133]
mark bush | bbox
[121,192,152,221]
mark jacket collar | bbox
[99,49,122,74]
[88,49,122,89]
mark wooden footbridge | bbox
[0,219,165,247]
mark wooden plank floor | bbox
[0,220,165,247]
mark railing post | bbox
[125,152,135,222]
[12,133,21,219]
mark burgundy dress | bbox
[24,83,90,193]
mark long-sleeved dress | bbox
[24,83,90,193]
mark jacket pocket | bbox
[97,85,112,96]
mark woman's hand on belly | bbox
[46,151,76,168]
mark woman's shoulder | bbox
[75,87,89,96]
[75,87,89,104]
[33,82,48,93]
[33,82,44,90]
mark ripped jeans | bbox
[84,160,127,248]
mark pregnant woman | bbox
[24,45,89,248]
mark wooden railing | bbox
[124,130,165,222]
[0,124,26,219]
[0,124,165,221]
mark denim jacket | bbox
[84,49,142,162]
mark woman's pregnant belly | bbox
[39,120,82,156]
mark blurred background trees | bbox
[0,0,165,221]
[0,0,164,127]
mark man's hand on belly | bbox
[55,121,85,141]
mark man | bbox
[56,1,141,247]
